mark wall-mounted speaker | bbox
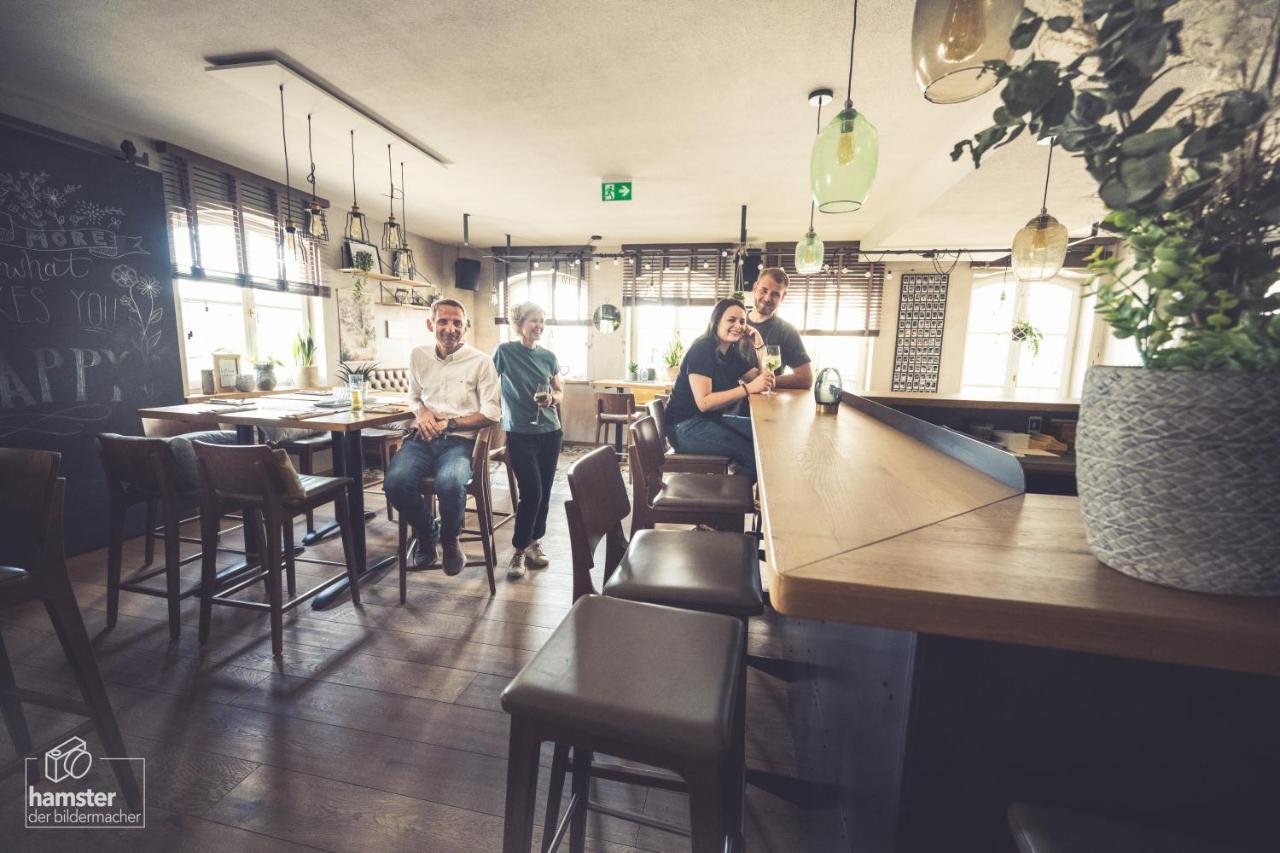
[454,258,480,291]
[740,248,762,290]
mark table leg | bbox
[312,429,395,610]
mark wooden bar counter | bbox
[750,389,1280,853]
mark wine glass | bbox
[763,345,782,395]
[531,381,551,425]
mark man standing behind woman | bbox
[493,302,564,579]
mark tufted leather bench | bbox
[367,368,411,394]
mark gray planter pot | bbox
[1077,366,1280,596]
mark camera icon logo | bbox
[44,736,93,783]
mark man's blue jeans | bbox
[383,435,473,541]
[671,414,756,478]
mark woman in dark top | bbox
[665,298,774,477]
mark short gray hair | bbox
[508,301,545,328]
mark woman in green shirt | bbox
[492,302,564,579]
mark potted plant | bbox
[337,360,379,411]
[293,325,320,388]
[627,360,640,382]
[1010,320,1044,357]
[663,339,685,381]
[954,1,1280,595]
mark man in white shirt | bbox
[384,298,501,576]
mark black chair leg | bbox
[143,497,157,566]
[43,593,142,811]
[502,719,542,853]
[198,504,218,645]
[0,628,33,755]
[282,520,297,598]
[105,496,125,629]
[163,503,182,641]
[299,448,316,534]
[262,514,285,658]
[686,761,730,853]
[569,748,592,853]
[398,515,408,605]
[541,743,570,853]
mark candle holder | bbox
[815,367,843,414]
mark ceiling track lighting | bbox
[811,0,879,214]
[1011,139,1068,281]
[796,89,832,275]
[344,129,369,242]
[391,161,417,279]
[302,113,328,243]
[277,84,307,264]
[911,0,1024,104]
[381,143,405,251]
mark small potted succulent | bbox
[627,360,640,382]
[663,339,685,381]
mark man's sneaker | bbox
[409,537,438,570]
[524,541,550,569]
[506,551,526,579]
[441,539,465,576]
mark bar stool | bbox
[628,416,754,534]
[647,397,731,475]
[98,432,245,640]
[0,448,141,809]
[593,391,640,452]
[273,431,332,535]
[488,429,519,533]
[396,427,498,601]
[500,594,746,853]
[1008,803,1234,853]
[193,441,360,658]
[565,444,763,615]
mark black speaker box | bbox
[741,249,762,290]
[454,257,480,291]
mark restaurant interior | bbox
[1,1,1278,851]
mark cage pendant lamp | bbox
[302,113,329,243]
[391,161,417,280]
[1011,140,1068,281]
[911,0,1024,104]
[381,144,404,251]
[796,93,828,274]
[811,0,879,214]
[277,85,307,264]
[344,130,369,242]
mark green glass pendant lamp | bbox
[811,0,879,214]
[911,0,1024,104]
[1011,139,1068,281]
[796,89,832,274]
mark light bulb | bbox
[837,116,856,166]
[940,0,986,62]
[348,210,366,241]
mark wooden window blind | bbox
[492,248,591,324]
[621,244,737,306]
[763,243,884,336]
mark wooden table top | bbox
[138,396,413,433]
[589,379,674,392]
[751,390,1280,677]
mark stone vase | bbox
[1076,366,1280,596]
[254,363,277,391]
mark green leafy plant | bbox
[293,327,316,367]
[1011,320,1045,357]
[336,360,379,382]
[953,0,1280,371]
[662,339,684,369]
[627,360,639,378]
[350,250,374,296]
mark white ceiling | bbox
[0,0,1106,250]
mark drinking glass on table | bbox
[531,381,552,425]
[762,345,782,395]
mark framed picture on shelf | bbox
[342,238,383,274]
[212,353,241,393]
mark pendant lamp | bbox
[381,144,404,251]
[811,0,879,214]
[302,113,329,243]
[796,90,831,274]
[277,85,307,263]
[1011,139,1068,281]
[911,0,1024,104]
[344,130,369,242]
[391,162,418,279]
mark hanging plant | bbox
[1011,320,1044,357]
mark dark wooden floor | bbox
[1,448,806,852]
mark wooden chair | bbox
[0,448,142,809]
[397,427,499,601]
[98,433,246,640]
[487,429,519,533]
[647,397,731,475]
[275,428,405,530]
[193,441,360,658]
[593,391,640,450]
[628,416,754,535]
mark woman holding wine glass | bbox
[663,298,774,479]
[492,302,563,579]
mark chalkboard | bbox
[0,117,183,555]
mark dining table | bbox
[136,392,413,609]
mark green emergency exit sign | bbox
[601,181,632,202]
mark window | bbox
[160,144,328,389]
[961,272,1085,398]
[622,245,738,371]
[495,251,592,378]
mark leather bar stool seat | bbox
[629,415,754,533]
[1008,803,1237,853]
[500,595,746,853]
[652,472,754,514]
[215,473,349,507]
[607,529,763,619]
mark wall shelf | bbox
[337,268,435,287]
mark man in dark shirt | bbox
[748,267,813,390]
